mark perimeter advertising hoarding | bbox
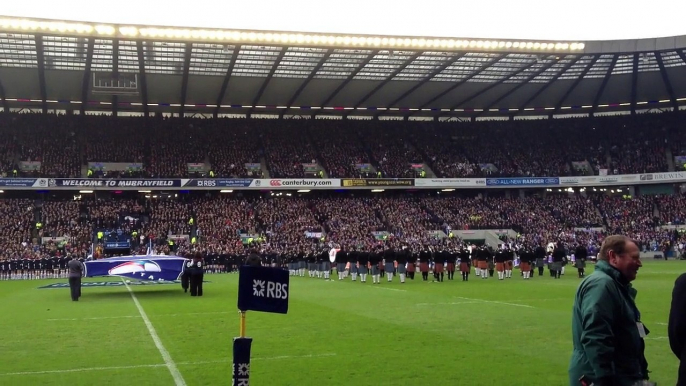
[49,178,182,188]
[341,179,414,187]
[414,178,485,187]
[0,173,679,191]
[249,179,341,188]
[486,177,560,186]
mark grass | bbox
[0,260,683,386]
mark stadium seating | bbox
[0,111,682,179]
[1,191,685,262]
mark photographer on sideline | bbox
[568,235,652,386]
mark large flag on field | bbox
[84,255,189,282]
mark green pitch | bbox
[0,261,683,386]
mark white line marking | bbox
[655,322,668,326]
[373,286,406,292]
[454,296,535,309]
[0,353,337,376]
[48,315,139,321]
[47,311,231,322]
[645,336,668,340]
[123,279,186,386]
[507,298,570,302]
[416,301,481,306]
[1,364,165,376]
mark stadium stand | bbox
[0,112,682,179]
[2,191,684,265]
[309,121,374,178]
[261,122,319,178]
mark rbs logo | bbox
[196,180,216,187]
[252,279,288,299]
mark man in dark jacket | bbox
[189,252,204,297]
[67,257,84,301]
[568,235,650,386]
[669,272,686,386]
[575,244,588,278]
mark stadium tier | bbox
[0,190,682,264]
[0,111,684,179]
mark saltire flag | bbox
[84,255,189,282]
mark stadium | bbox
[0,3,685,385]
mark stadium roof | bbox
[0,17,685,120]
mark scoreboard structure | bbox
[91,72,139,96]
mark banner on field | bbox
[249,179,340,188]
[341,178,414,187]
[38,280,191,289]
[83,255,188,282]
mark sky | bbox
[1,0,684,41]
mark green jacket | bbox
[568,260,649,386]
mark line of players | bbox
[0,256,87,280]
[0,242,588,281]
[286,242,589,283]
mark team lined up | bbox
[283,242,590,283]
[0,242,590,281]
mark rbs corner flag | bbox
[237,265,289,314]
[233,266,290,385]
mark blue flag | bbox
[232,338,252,386]
[237,266,289,314]
[84,255,188,282]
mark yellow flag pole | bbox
[239,311,246,338]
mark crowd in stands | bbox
[2,190,686,262]
[1,111,682,179]
[255,197,322,250]
[40,200,89,243]
[193,195,256,255]
[312,197,384,249]
[358,123,425,178]
[0,199,36,258]
[142,199,193,242]
[83,117,146,163]
[205,121,263,178]
[657,194,686,225]
[147,122,206,178]
[261,123,318,178]
[308,121,372,178]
